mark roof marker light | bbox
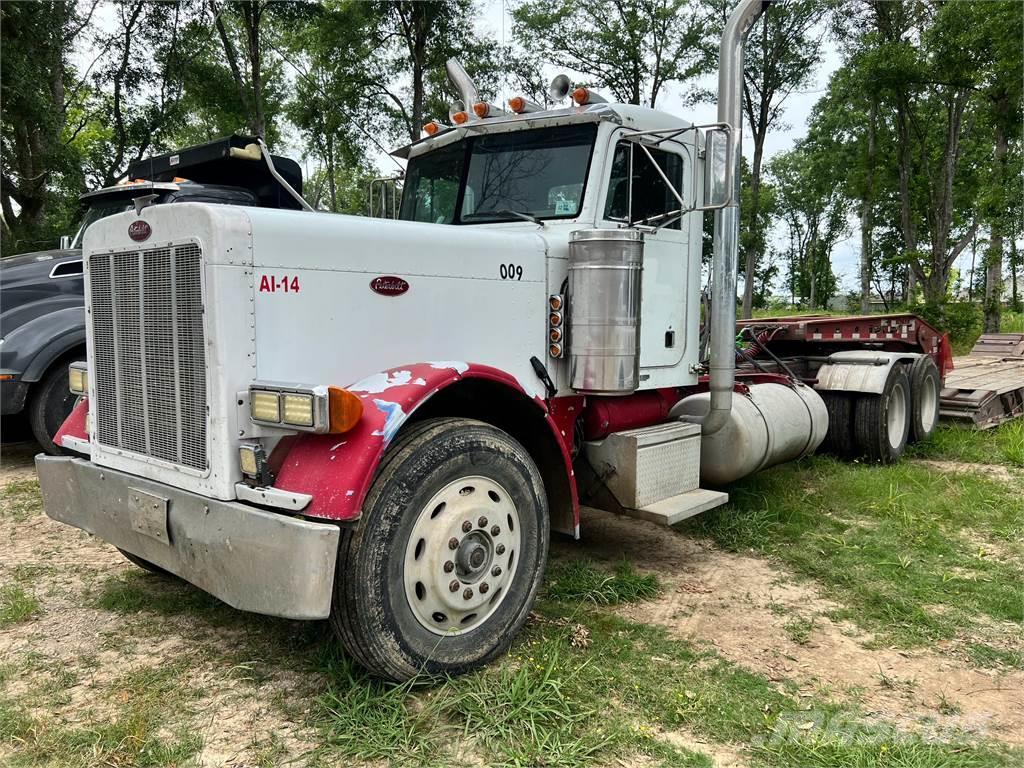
[472,101,506,119]
[571,87,608,106]
[508,96,542,114]
[422,120,447,137]
[451,110,470,125]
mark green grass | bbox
[1,662,203,768]
[0,478,43,522]
[544,558,662,605]
[304,605,1016,768]
[908,423,1024,468]
[0,584,40,628]
[681,456,1024,659]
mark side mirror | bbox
[703,127,733,209]
[59,235,72,250]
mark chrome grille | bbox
[90,243,207,470]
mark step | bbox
[622,487,729,526]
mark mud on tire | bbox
[330,417,549,682]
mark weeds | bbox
[0,585,40,628]
[545,558,661,605]
[908,422,1024,468]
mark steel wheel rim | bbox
[888,381,908,449]
[403,475,522,635]
[919,375,938,432]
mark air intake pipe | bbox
[698,0,772,436]
[445,59,479,119]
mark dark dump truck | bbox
[1,135,304,452]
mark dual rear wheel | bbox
[822,356,941,464]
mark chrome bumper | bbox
[35,455,339,619]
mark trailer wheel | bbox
[908,356,941,443]
[116,548,173,577]
[331,417,549,682]
[820,392,855,457]
[853,366,911,463]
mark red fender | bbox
[54,398,89,447]
[272,363,579,523]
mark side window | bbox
[604,141,685,229]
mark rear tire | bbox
[331,417,549,682]
[908,356,941,443]
[28,362,79,455]
[117,548,173,577]
[820,392,856,457]
[853,366,911,463]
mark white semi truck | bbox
[36,0,946,681]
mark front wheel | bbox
[28,362,80,455]
[330,417,549,681]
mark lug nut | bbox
[479,582,490,594]
[477,516,488,528]
[496,544,506,555]
[491,566,502,577]
[463,588,474,600]
[449,580,459,592]
[490,525,500,536]
[448,537,459,550]
[462,520,472,533]
[443,560,454,573]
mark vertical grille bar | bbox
[89,242,207,471]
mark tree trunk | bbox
[860,98,878,314]
[895,97,918,303]
[983,116,1009,332]
[1011,231,1020,312]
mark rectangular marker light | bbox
[282,393,314,427]
[250,390,281,423]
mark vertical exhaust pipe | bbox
[702,0,771,436]
[445,59,479,117]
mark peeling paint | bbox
[350,369,418,393]
[371,399,407,443]
[329,441,347,451]
[428,361,469,374]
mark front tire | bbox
[28,362,79,455]
[331,417,549,682]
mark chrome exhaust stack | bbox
[445,59,479,118]
[701,0,771,436]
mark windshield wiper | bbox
[464,209,545,227]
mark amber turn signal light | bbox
[328,386,363,433]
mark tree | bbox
[1,1,89,252]
[736,0,824,318]
[512,0,714,108]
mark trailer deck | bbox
[940,333,1024,429]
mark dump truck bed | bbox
[940,333,1024,428]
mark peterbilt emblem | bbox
[370,276,409,296]
[128,220,151,242]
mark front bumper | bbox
[36,455,340,619]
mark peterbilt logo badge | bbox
[370,276,409,296]
[128,220,151,242]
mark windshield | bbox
[70,200,132,248]
[399,124,598,225]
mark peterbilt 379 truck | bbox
[37,0,948,681]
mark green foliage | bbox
[918,302,983,354]
[545,558,662,605]
[512,0,715,108]
[907,422,1024,469]
[0,585,40,628]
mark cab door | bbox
[600,136,693,371]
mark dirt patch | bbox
[561,507,1024,747]
[0,481,320,767]
[0,441,39,484]
[913,459,1020,485]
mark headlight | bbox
[68,361,88,395]
[248,383,362,434]
[250,390,281,423]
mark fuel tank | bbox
[670,382,828,485]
